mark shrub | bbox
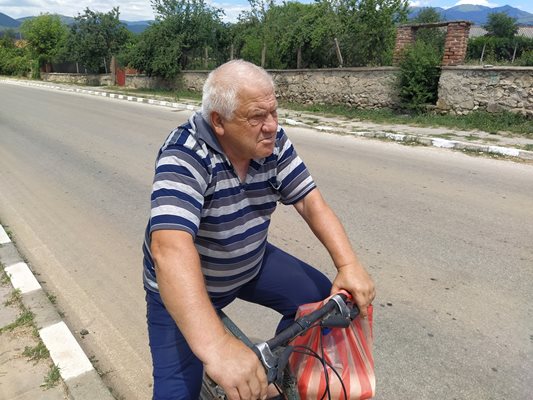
[515,50,533,66]
[0,47,31,76]
[397,40,441,112]
[467,36,533,64]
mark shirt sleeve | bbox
[276,129,316,205]
[149,141,209,238]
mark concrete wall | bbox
[437,66,533,117]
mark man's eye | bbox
[248,115,266,126]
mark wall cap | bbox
[179,67,400,74]
[398,20,472,29]
[441,65,533,71]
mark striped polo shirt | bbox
[142,112,316,297]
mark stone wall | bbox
[437,66,533,117]
[125,74,179,90]
[41,73,112,86]
[41,66,533,116]
[180,68,400,110]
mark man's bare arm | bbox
[151,230,267,400]
[293,189,375,316]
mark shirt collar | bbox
[193,112,224,154]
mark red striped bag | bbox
[288,295,375,400]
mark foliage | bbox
[397,40,441,111]
[149,0,227,69]
[467,35,533,64]
[515,49,533,66]
[411,7,445,56]
[67,7,132,72]
[121,20,184,79]
[264,1,340,68]
[483,12,518,38]
[337,0,409,66]
[19,14,68,72]
[0,32,31,76]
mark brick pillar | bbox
[393,26,415,65]
[442,21,471,66]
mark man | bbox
[143,60,375,400]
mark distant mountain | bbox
[409,4,533,26]
[122,20,153,34]
[0,11,152,33]
[0,12,20,29]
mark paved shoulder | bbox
[0,224,114,400]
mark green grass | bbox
[1,269,10,285]
[3,288,21,306]
[41,365,61,389]
[23,341,50,361]
[46,293,57,305]
[279,103,533,137]
[0,309,35,333]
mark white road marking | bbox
[39,322,94,380]
[4,262,41,293]
[0,225,11,244]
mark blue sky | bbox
[0,0,532,22]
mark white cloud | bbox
[453,0,499,7]
[409,1,433,7]
[0,0,155,20]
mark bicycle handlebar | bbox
[253,293,360,383]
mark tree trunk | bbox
[334,38,343,68]
[261,43,266,67]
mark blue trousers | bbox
[146,242,332,400]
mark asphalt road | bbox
[0,83,532,400]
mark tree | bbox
[150,0,226,69]
[0,29,31,76]
[20,14,68,72]
[232,0,340,69]
[412,7,445,56]
[338,0,409,66]
[67,7,132,72]
[122,19,184,79]
[484,12,518,38]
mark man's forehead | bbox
[238,91,277,113]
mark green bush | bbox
[397,40,441,112]
[467,36,533,64]
[515,50,533,66]
[0,47,31,76]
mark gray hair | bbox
[201,60,275,121]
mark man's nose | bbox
[262,113,278,131]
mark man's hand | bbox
[203,333,268,400]
[331,263,375,318]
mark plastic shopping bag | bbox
[288,294,375,400]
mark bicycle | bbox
[200,293,360,400]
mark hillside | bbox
[0,12,20,29]
[0,12,151,33]
[409,4,533,25]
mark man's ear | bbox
[210,112,225,137]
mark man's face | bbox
[217,84,278,162]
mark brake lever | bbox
[321,293,360,328]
